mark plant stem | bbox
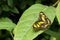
[52,0,60,7]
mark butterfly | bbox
[33,12,51,30]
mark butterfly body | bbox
[33,12,51,30]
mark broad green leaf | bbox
[43,6,56,23]
[7,0,13,7]
[1,5,10,11]
[50,36,56,40]
[56,2,60,24]
[11,7,19,14]
[14,4,55,40]
[0,17,16,31]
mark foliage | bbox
[0,0,60,40]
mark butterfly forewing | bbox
[33,12,51,30]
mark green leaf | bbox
[13,4,55,40]
[20,0,34,9]
[56,2,60,24]
[1,5,10,11]
[45,29,60,40]
[43,6,56,23]
[11,7,19,14]
[35,0,41,4]
[50,36,56,40]
[7,0,13,7]
[0,17,16,31]
[20,1,27,9]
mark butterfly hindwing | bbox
[33,12,51,30]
